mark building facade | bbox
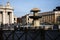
[39,11,55,24]
[20,14,33,25]
[39,7,60,24]
[14,15,17,23]
[0,2,16,25]
[20,7,60,25]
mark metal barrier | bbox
[0,27,60,40]
[0,25,60,40]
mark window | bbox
[0,11,3,14]
[57,16,60,21]
[8,12,11,15]
[28,18,29,20]
[8,12,10,15]
[14,18,15,20]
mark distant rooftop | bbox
[53,6,60,11]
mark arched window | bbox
[57,16,60,21]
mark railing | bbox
[0,27,60,40]
[0,25,60,40]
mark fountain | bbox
[29,8,42,27]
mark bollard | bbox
[40,29,45,40]
[0,30,3,40]
[53,24,59,30]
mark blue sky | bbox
[0,0,60,17]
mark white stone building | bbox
[0,2,15,25]
[21,13,33,25]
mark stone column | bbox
[10,11,14,24]
[9,12,11,24]
[3,10,5,24]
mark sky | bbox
[0,0,60,17]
